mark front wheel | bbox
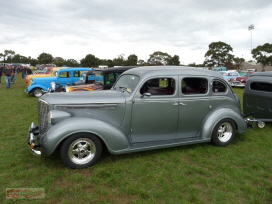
[211,119,236,147]
[60,134,102,169]
[32,88,43,97]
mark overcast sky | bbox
[1,0,271,65]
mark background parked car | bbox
[25,67,91,97]
[229,72,252,87]
[33,67,54,75]
[49,66,136,92]
[244,72,272,123]
[25,67,67,85]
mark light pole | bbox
[248,24,255,53]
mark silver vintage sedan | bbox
[27,66,248,169]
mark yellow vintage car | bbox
[25,67,67,85]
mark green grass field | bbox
[0,75,271,204]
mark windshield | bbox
[80,74,86,81]
[239,72,250,77]
[113,74,140,93]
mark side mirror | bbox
[141,92,151,98]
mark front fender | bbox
[40,117,129,156]
[201,108,247,140]
[27,84,48,93]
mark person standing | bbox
[10,66,16,83]
[3,65,14,89]
[0,66,3,84]
[21,66,27,79]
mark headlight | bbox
[46,110,71,125]
[47,111,52,124]
[65,86,70,92]
[50,82,56,92]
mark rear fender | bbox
[201,108,247,140]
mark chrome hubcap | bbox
[68,138,96,164]
[34,89,42,97]
[217,122,233,142]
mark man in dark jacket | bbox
[3,65,14,89]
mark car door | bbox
[177,76,211,138]
[130,77,178,142]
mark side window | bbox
[250,82,272,92]
[74,71,81,77]
[105,73,115,84]
[59,71,70,78]
[182,77,207,94]
[212,80,227,93]
[140,78,175,95]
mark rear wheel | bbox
[32,88,43,97]
[211,119,236,146]
[60,134,102,169]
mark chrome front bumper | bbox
[27,122,41,155]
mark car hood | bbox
[41,90,126,105]
[41,90,127,126]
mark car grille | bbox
[38,99,49,136]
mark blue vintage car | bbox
[25,67,91,97]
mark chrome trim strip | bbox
[52,102,124,105]
[56,104,118,110]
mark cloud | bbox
[0,0,271,64]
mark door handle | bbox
[179,103,187,105]
[172,102,179,106]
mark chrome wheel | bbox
[60,134,102,169]
[217,122,233,143]
[68,138,96,165]
[32,88,43,97]
[211,119,236,146]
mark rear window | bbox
[212,80,227,93]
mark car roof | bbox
[57,67,91,72]
[93,66,138,74]
[250,72,272,77]
[122,66,225,79]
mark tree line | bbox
[1,42,271,70]
[0,51,181,68]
